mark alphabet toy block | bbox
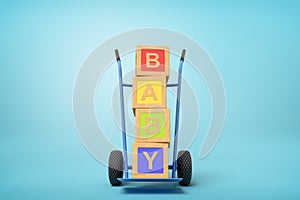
[132,76,166,113]
[135,109,170,144]
[136,46,170,78]
[132,142,168,178]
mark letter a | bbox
[143,151,158,170]
[141,84,157,101]
[146,53,160,68]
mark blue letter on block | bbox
[138,147,164,173]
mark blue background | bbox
[1,0,299,199]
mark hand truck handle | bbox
[180,49,186,61]
[115,49,120,61]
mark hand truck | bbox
[108,49,192,186]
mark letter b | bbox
[146,53,160,68]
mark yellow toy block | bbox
[132,76,166,114]
[132,142,168,178]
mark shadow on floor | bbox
[120,171,225,194]
[121,182,190,194]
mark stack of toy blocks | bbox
[132,46,170,178]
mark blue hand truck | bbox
[108,49,192,186]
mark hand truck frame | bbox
[108,49,192,186]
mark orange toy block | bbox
[136,46,170,78]
[132,142,169,178]
[132,76,166,114]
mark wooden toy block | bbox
[136,46,170,78]
[132,76,166,114]
[135,108,170,145]
[132,142,168,178]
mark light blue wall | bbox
[1,1,299,199]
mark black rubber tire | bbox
[177,150,192,186]
[108,150,123,186]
